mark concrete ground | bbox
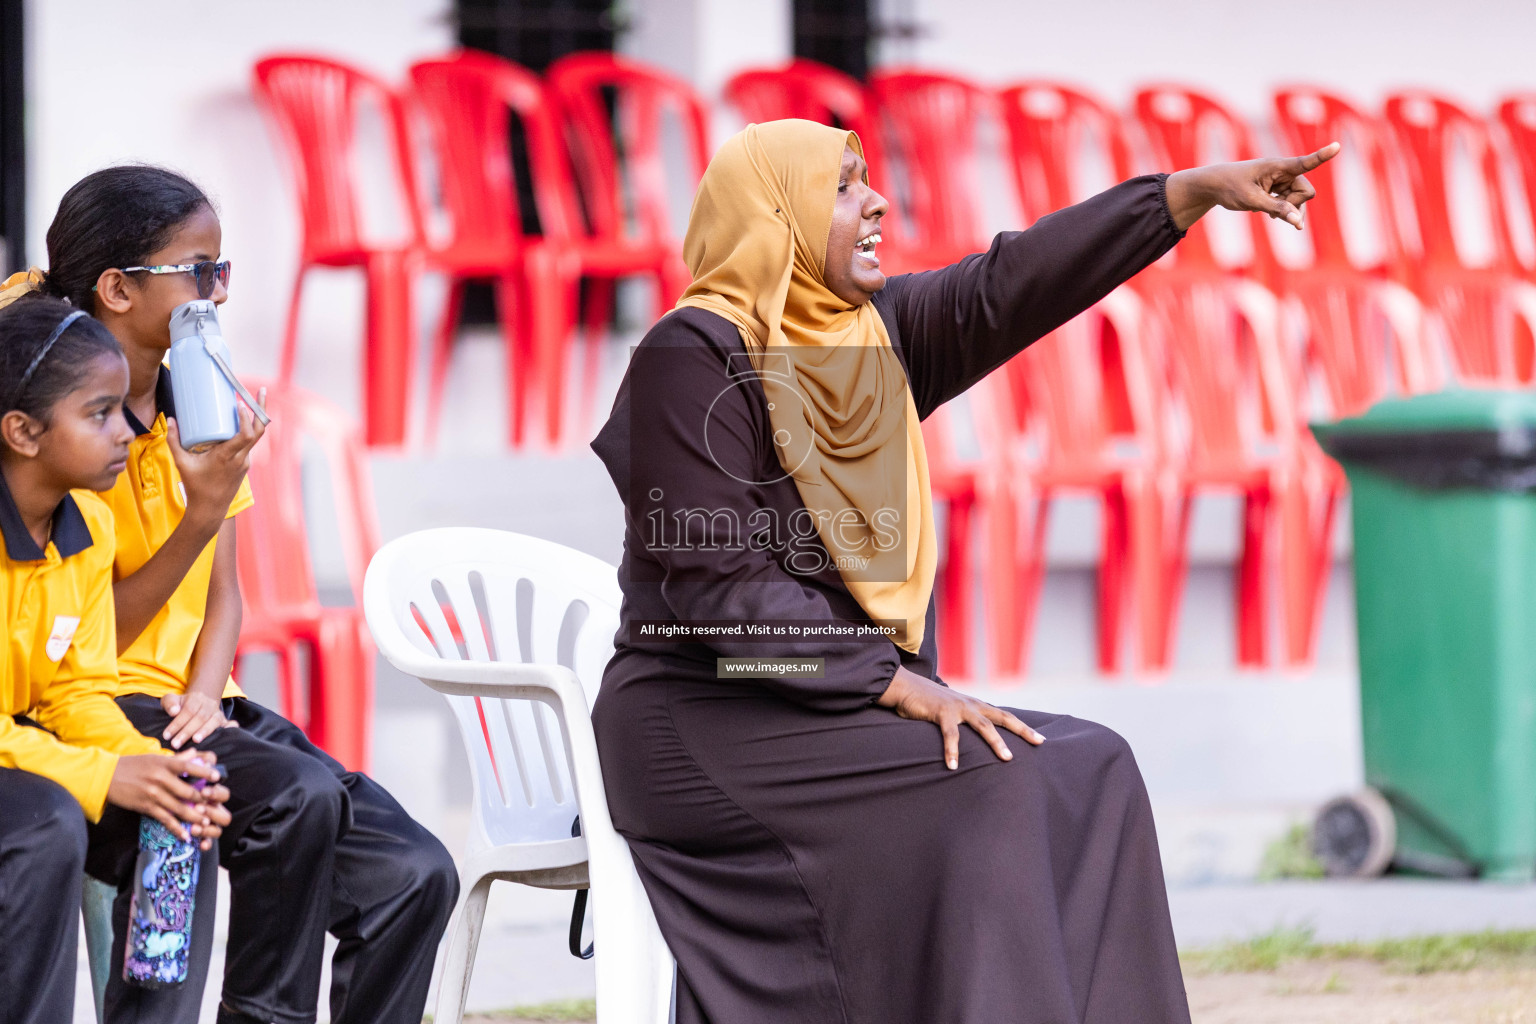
[66,324,1536,1020]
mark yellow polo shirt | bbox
[0,479,164,820]
[99,369,253,700]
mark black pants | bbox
[0,768,84,1024]
[0,766,214,1024]
[116,695,458,1024]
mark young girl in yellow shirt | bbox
[37,166,457,1024]
[0,294,230,1024]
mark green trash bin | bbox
[1313,389,1536,883]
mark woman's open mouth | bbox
[855,231,882,266]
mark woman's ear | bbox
[0,409,44,457]
[93,268,133,316]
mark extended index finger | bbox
[1293,141,1341,174]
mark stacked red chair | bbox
[253,55,424,448]
[1384,90,1536,385]
[993,80,1159,676]
[867,69,1000,273]
[1130,84,1339,670]
[1133,84,1279,281]
[916,399,988,679]
[1496,94,1536,278]
[987,294,1158,677]
[1271,86,1443,413]
[866,69,1013,675]
[1000,81,1136,224]
[234,381,381,772]
[723,58,887,181]
[408,51,583,447]
[545,53,708,345]
[246,49,1527,680]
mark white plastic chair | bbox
[362,528,675,1024]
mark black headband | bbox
[11,309,86,408]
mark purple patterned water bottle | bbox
[121,765,216,987]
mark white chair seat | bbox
[363,528,675,1024]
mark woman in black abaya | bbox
[590,118,1336,1023]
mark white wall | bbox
[881,0,1536,117]
[28,0,453,399]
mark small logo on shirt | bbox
[45,616,80,662]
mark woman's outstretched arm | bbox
[881,144,1338,417]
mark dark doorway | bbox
[793,0,874,80]
[0,0,24,273]
[450,0,619,325]
[455,0,616,74]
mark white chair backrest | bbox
[365,528,621,854]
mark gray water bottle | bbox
[167,300,239,449]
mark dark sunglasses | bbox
[118,259,233,299]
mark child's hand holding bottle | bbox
[165,402,263,533]
[107,748,231,850]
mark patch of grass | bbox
[493,1000,597,1021]
[1257,823,1325,881]
[1181,927,1536,976]
[1342,930,1536,975]
[427,999,598,1023]
[1183,925,1320,973]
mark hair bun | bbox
[0,267,47,310]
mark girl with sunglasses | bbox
[25,165,458,1024]
[0,294,230,1024]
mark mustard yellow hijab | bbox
[676,119,936,654]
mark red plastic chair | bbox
[1268,86,1446,416]
[926,294,1157,682]
[234,381,380,772]
[988,82,1164,675]
[1271,86,1403,276]
[868,69,1000,273]
[1270,86,1445,413]
[920,401,986,680]
[1382,90,1536,384]
[1132,84,1278,282]
[994,292,1161,676]
[408,51,582,448]
[1131,85,1348,668]
[252,55,423,448]
[999,80,1135,221]
[1135,275,1340,670]
[1285,275,1442,420]
[722,59,886,181]
[1497,94,1536,269]
[545,52,707,349]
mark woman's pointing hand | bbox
[1165,142,1342,232]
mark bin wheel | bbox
[1312,788,1396,878]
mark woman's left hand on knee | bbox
[877,666,1044,770]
